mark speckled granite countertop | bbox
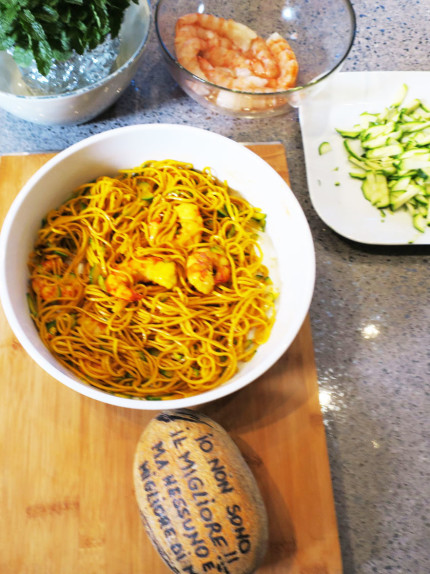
[0,1,429,572]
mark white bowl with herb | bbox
[0,0,151,125]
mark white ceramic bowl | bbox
[0,124,315,409]
[0,0,151,125]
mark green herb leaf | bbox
[0,0,137,75]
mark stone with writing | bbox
[133,409,268,574]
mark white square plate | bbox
[299,71,430,245]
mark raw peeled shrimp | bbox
[174,13,298,93]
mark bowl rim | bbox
[0,0,152,101]
[0,124,316,410]
[154,0,357,97]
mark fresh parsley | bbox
[0,0,138,76]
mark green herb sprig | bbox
[0,0,138,76]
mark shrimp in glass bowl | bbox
[155,0,356,118]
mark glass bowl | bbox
[0,0,151,126]
[155,0,356,118]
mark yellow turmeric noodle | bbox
[27,160,277,400]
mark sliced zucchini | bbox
[335,128,362,139]
[336,84,430,232]
[391,184,422,211]
[401,120,430,134]
[136,181,154,201]
[404,99,421,114]
[391,83,408,108]
[365,143,404,159]
[361,121,396,140]
[389,176,411,191]
[414,132,430,146]
[398,155,430,172]
[318,141,332,155]
[349,171,367,180]
[413,213,428,233]
[361,172,390,208]
[361,134,392,149]
[344,139,363,161]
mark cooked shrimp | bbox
[105,272,139,302]
[106,257,177,302]
[40,255,63,273]
[31,276,81,302]
[149,202,203,247]
[200,45,251,72]
[139,258,177,290]
[266,33,298,90]
[78,315,107,336]
[186,247,230,294]
[200,62,269,91]
[174,13,298,93]
[175,13,258,85]
[31,276,60,301]
[60,283,81,298]
[31,256,82,301]
[174,203,203,246]
[198,41,280,90]
[174,37,209,78]
[176,13,257,51]
[175,24,232,51]
[248,37,280,79]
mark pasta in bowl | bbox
[0,125,315,409]
[28,160,276,400]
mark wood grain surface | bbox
[0,146,342,574]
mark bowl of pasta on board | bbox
[0,124,315,410]
[155,0,356,117]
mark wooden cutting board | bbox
[0,146,342,574]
